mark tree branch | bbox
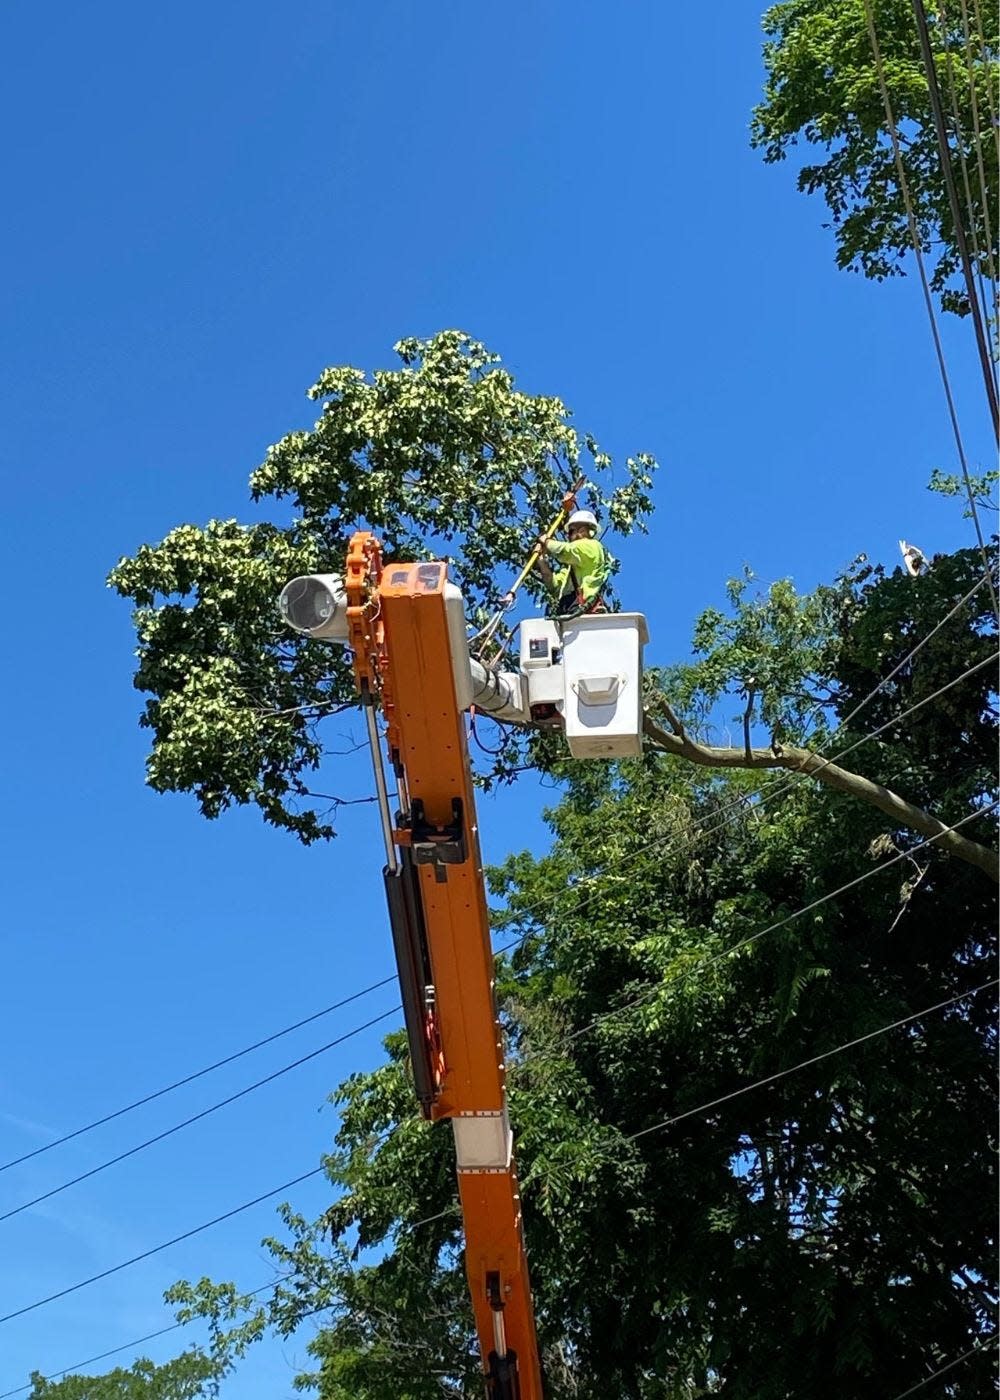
[641,714,999,882]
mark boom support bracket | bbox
[409,796,467,869]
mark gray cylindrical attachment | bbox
[278,574,349,640]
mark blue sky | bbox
[0,1,992,1394]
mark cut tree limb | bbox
[641,714,999,883]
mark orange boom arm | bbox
[346,534,543,1400]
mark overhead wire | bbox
[954,0,998,289]
[3,912,987,1394]
[540,803,999,1057]
[0,589,990,1296]
[496,646,999,948]
[911,0,999,429]
[933,1,998,340]
[861,0,1000,618]
[3,925,992,1339]
[621,978,998,1144]
[887,1332,998,1398]
[2,585,993,1371]
[14,568,988,1186]
[0,1276,291,1400]
[0,978,399,1174]
[0,1009,401,1224]
[0,1168,324,1326]
[14,575,985,1204]
[967,0,998,134]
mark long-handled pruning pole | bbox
[473,476,587,665]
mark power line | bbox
[934,1,999,336]
[861,0,1000,618]
[0,976,398,1175]
[2,591,991,1350]
[0,1169,324,1326]
[622,978,998,1143]
[953,0,998,290]
[551,803,998,1056]
[0,1007,401,1225]
[11,971,992,1345]
[497,651,999,955]
[911,0,999,430]
[888,1332,997,1398]
[0,607,985,1345]
[0,1277,289,1400]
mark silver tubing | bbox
[491,1304,507,1356]
[363,699,398,874]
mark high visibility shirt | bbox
[545,537,610,611]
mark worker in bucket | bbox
[534,509,611,618]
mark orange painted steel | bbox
[351,535,543,1399]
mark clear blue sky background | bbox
[0,2,992,1394]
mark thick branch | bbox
[642,714,999,883]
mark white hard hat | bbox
[567,509,598,531]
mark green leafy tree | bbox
[752,0,998,314]
[27,1351,222,1400]
[108,330,655,842]
[88,547,995,1398]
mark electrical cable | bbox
[912,0,999,430]
[1,593,991,1354]
[954,0,998,289]
[0,1169,324,1326]
[967,0,998,134]
[2,601,989,1244]
[622,978,997,1144]
[547,803,999,1056]
[862,0,1000,617]
[888,1332,997,1398]
[0,1277,291,1400]
[933,1,998,348]
[0,1008,401,1224]
[10,968,991,1340]
[496,648,999,948]
[0,977,398,1175]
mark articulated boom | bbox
[345,532,543,1400]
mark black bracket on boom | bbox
[410,797,467,870]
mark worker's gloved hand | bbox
[500,592,515,610]
[535,536,549,554]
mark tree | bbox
[87,545,996,1397]
[107,329,656,842]
[752,0,998,316]
[27,1352,223,1400]
[641,549,999,879]
[109,332,996,878]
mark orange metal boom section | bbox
[346,535,543,1400]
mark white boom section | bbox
[468,658,529,724]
